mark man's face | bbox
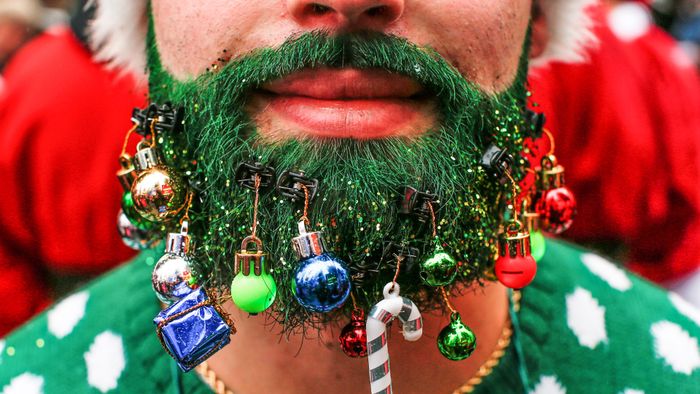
[152,0,531,140]
[147,0,534,328]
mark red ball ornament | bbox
[537,155,577,235]
[339,309,368,358]
[539,186,577,234]
[495,222,537,289]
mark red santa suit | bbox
[0,27,145,336]
[529,2,700,285]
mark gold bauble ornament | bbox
[130,142,188,222]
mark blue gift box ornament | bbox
[154,288,235,372]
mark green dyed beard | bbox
[147,30,530,331]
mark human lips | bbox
[251,67,435,140]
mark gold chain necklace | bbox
[195,291,521,394]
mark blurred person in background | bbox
[530,0,700,304]
[672,0,700,66]
[0,0,144,336]
[1,1,699,393]
[0,0,41,72]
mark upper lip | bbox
[260,67,425,100]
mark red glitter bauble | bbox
[339,310,368,358]
[539,186,577,234]
[495,255,537,289]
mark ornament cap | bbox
[234,236,269,276]
[117,155,136,191]
[498,221,532,258]
[540,155,565,189]
[134,142,161,171]
[165,221,192,256]
[520,199,540,232]
[292,225,328,260]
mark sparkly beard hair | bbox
[147,27,531,334]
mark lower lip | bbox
[256,94,428,140]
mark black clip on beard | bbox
[275,170,319,203]
[399,186,438,224]
[480,144,514,180]
[234,161,276,191]
[131,102,185,137]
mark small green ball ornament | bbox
[530,230,546,262]
[121,191,154,230]
[420,241,458,287]
[437,312,477,361]
[231,236,277,314]
[230,271,277,314]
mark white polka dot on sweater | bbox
[529,375,567,394]
[0,340,5,359]
[619,389,644,394]
[84,331,126,393]
[566,287,608,349]
[580,253,632,291]
[669,292,700,328]
[48,291,89,339]
[1,373,44,394]
[651,321,700,375]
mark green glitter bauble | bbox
[420,241,458,287]
[231,271,277,314]
[437,312,477,361]
[530,230,546,262]
[121,191,155,230]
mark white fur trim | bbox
[89,0,597,78]
[87,0,148,81]
[531,0,599,68]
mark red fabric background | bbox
[0,29,145,336]
[529,6,700,282]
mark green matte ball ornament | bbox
[530,230,546,262]
[420,241,458,287]
[231,236,277,314]
[230,271,277,314]
[437,312,477,361]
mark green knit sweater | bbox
[1,239,699,393]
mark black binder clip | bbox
[275,171,319,202]
[480,144,513,178]
[379,241,420,276]
[130,106,152,136]
[153,103,185,134]
[234,162,276,191]
[399,186,438,223]
[524,109,546,139]
[131,102,185,137]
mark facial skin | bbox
[152,0,532,140]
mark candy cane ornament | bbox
[366,282,423,394]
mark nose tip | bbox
[287,0,404,30]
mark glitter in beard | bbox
[147,27,532,336]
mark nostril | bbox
[365,5,388,17]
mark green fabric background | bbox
[1,239,699,393]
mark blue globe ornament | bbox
[291,226,351,313]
